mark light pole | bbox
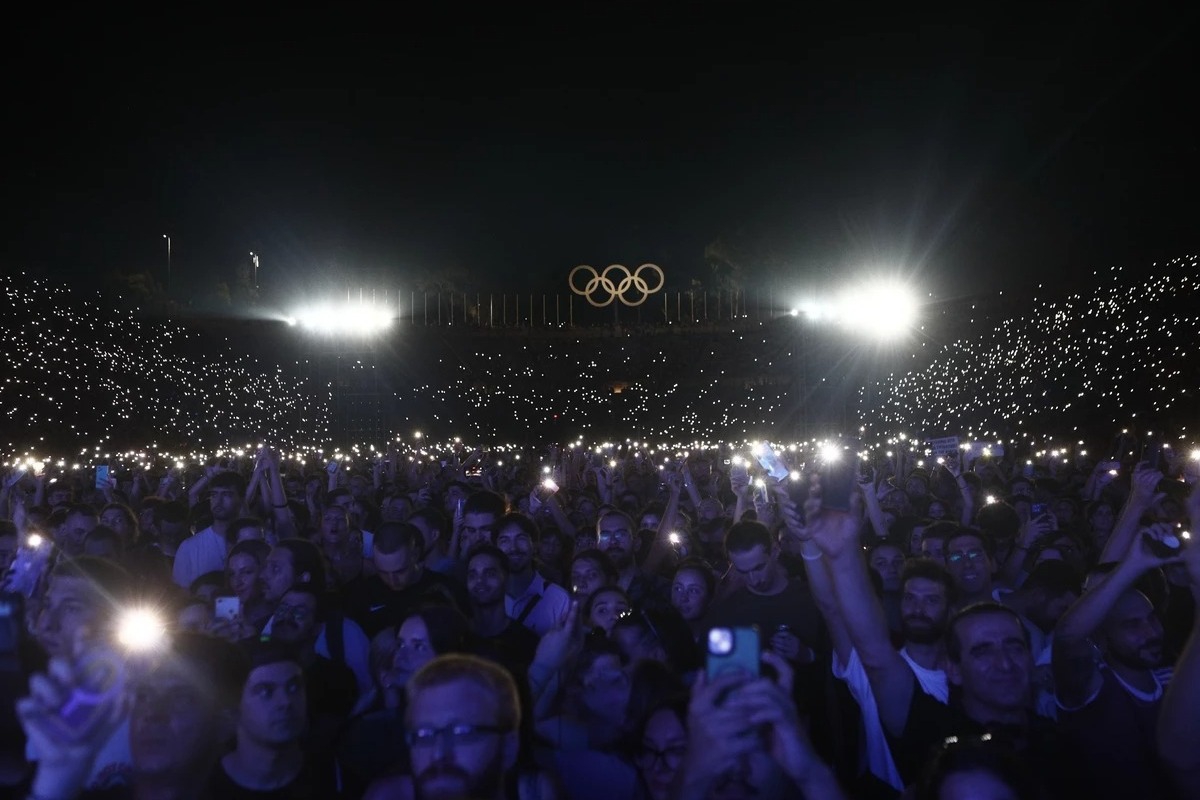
[162,234,171,291]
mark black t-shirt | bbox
[887,686,1074,797]
[702,579,827,654]
[1057,669,1173,800]
[304,655,358,720]
[207,757,339,799]
[476,619,540,674]
[342,569,468,638]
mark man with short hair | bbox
[380,491,413,524]
[493,513,569,637]
[343,521,467,638]
[365,653,549,800]
[808,523,953,791]
[466,544,538,672]
[263,538,374,699]
[593,510,669,609]
[173,471,244,588]
[409,506,455,575]
[944,529,995,606]
[807,509,1071,791]
[56,503,98,558]
[209,644,337,795]
[19,633,248,800]
[26,557,135,788]
[703,520,825,664]
[459,490,507,559]
[1051,530,1179,800]
[270,584,358,751]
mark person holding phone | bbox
[675,650,847,799]
[702,521,824,667]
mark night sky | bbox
[7,5,1197,307]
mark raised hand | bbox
[532,601,582,671]
[805,507,860,562]
[1017,513,1055,550]
[731,651,825,787]
[16,642,128,798]
[1129,462,1166,506]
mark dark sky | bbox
[7,5,1197,305]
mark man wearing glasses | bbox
[944,529,996,607]
[365,653,558,800]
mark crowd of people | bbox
[0,434,1198,799]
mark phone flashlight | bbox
[668,532,681,545]
[27,533,45,549]
[542,478,559,493]
[116,608,167,652]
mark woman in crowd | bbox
[633,698,690,800]
[583,586,630,637]
[669,558,715,640]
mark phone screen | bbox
[94,465,110,490]
[214,596,241,621]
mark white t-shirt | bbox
[505,572,570,637]
[832,647,948,791]
[171,527,227,588]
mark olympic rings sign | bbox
[569,264,665,307]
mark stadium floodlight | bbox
[791,278,919,338]
[834,279,918,339]
[292,302,394,336]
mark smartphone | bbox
[731,459,749,482]
[1142,530,1183,559]
[706,626,760,681]
[326,460,339,475]
[95,465,110,490]
[1142,440,1165,471]
[1031,502,1047,517]
[817,443,857,513]
[214,596,241,621]
[754,445,790,483]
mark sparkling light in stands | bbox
[0,272,330,451]
[863,256,1199,444]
